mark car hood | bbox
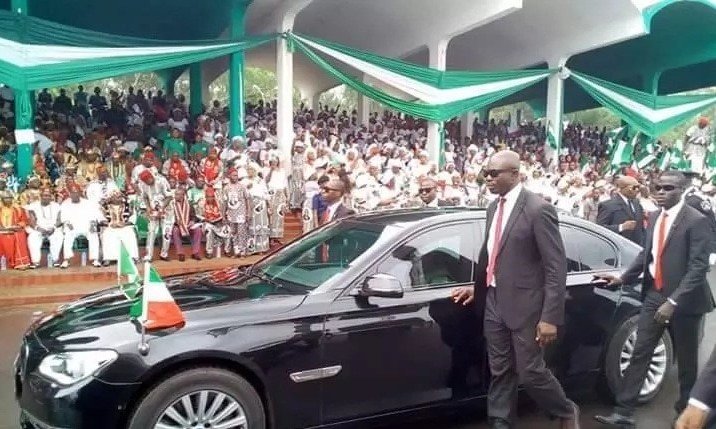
[28,267,307,351]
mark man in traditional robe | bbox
[59,184,103,268]
[26,188,63,268]
[137,169,174,262]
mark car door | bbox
[319,222,486,424]
[548,223,625,379]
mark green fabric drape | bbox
[288,33,553,122]
[0,9,232,47]
[570,70,716,137]
[0,35,273,92]
[293,33,552,89]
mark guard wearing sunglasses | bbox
[595,170,715,428]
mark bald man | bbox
[452,150,579,428]
[319,179,353,225]
[596,175,645,245]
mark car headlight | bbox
[38,350,118,386]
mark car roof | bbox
[348,208,486,228]
[347,208,641,251]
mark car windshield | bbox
[252,220,401,290]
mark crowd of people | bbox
[0,84,714,270]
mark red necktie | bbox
[654,212,668,291]
[486,197,506,287]
[321,210,330,225]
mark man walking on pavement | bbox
[595,170,715,428]
[452,150,580,429]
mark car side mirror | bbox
[350,273,404,299]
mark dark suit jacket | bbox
[621,204,715,315]
[691,343,716,409]
[329,203,354,222]
[476,188,567,330]
[596,195,645,245]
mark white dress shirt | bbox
[325,202,341,222]
[486,183,523,287]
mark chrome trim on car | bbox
[290,365,342,383]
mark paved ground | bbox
[2,278,715,429]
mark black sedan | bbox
[15,209,672,429]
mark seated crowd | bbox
[0,85,713,270]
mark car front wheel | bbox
[127,367,265,429]
[603,315,674,403]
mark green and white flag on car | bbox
[118,242,141,300]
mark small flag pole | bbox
[138,323,149,356]
[138,260,150,356]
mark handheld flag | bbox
[609,138,634,167]
[118,242,141,300]
[132,263,185,331]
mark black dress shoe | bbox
[594,412,635,428]
[488,417,511,429]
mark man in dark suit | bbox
[412,177,455,208]
[596,175,645,245]
[676,343,716,429]
[319,179,353,225]
[595,170,715,428]
[452,150,579,429]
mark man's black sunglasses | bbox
[418,187,434,194]
[654,184,680,192]
[483,168,517,178]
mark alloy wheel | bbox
[154,389,248,429]
[619,330,668,397]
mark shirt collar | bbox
[662,198,684,219]
[502,183,523,203]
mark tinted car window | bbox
[570,227,618,271]
[378,223,475,289]
[258,221,394,289]
[559,226,582,273]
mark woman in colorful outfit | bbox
[222,168,252,257]
[265,158,288,244]
[0,190,31,269]
[244,163,269,254]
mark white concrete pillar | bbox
[427,39,449,165]
[461,111,476,143]
[357,93,371,126]
[356,74,372,126]
[277,23,295,167]
[311,93,321,112]
[545,59,568,165]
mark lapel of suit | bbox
[644,210,658,254]
[663,204,687,252]
[485,199,496,239]
[616,195,633,217]
[498,188,527,255]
